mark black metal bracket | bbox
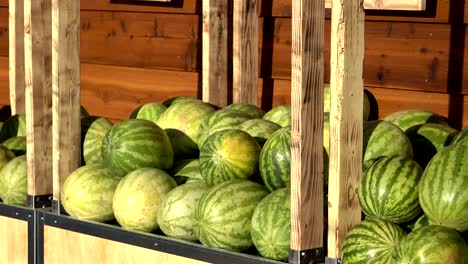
[289,248,324,264]
[27,194,52,209]
[324,257,342,264]
[51,199,68,215]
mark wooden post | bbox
[24,0,53,207]
[327,0,365,261]
[289,0,325,262]
[233,0,258,105]
[51,0,81,211]
[9,0,25,115]
[202,0,228,107]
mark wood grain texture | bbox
[9,0,24,115]
[290,0,324,250]
[0,216,28,264]
[233,0,259,105]
[327,0,365,259]
[44,226,207,264]
[24,0,53,196]
[51,0,81,202]
[202,0,228,107]
[324,0,425,10]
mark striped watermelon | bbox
[0,113,26,142]
[408,214,430,231]
[223,103,265,119]
[0,155,27,206]
[383,109,448,132]
[61,164,122,222]
[102,119,174,176]
[197,109,251,147]
[324,113,330,154]
[238,119,281,146]
[162,96,201,107]
[263,105,291,127]
[195,180,269,252]
[158,182,210,241]
[406,123,458,168]
[358,156,423,223]
[341,218,406,264]
[113,168,177,232]
[451,128,468,146]
[393,225,468,263]
[129,103,167,123]
[171,159,203,185]
[2,136,26,156]
[418,144,468,232]
[251,188,290,261]
[83,117,113,165]
[157,100,215,159]
[199,129,261,186]
[0,145,15,172]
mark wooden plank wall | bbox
[0,0,467,128]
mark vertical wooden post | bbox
[51,0,81,212]
[202,0,228,107]
[290,0,325,262]
[24,0,53,207]
[327,0,365,261]
[233,0,258,105]
[9,0,25,115]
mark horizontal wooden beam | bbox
[324,0,426,10]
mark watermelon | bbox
[238,119,281,146]
[102,119,174,176]
[341,218,406,264]
[451,128,468,146]
[418,144,468,232]
[0,113,26,142]
[61,164,122,222]
[324,84,371,120]
[171,159,203,185]
[0,155,27,206]
[113,168,177,232]
[408,214,430,231]
[158,182,210,241]
[2,136,26,156]
[393,225,468,263]
[162,96,201,107]
[251,188,290,261]
[383,109,449,132]
[358,156,423,223]
[197,109,251,147]
[195,180,269,252]
[129,103,167,123]
[324,113,330,154]
[199,129,261,186]
[156,101,215,159]
[263,105,291,127]
[406,123,458,168]
[83,117,113,165]
[0,145,16,171]
[223,103,265,119]
[363,120,413,166]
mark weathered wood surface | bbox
[8,0,24,114]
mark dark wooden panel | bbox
[0,8,6,57]
[465,0,468,23]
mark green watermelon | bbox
[406,123,458,168]
[195,180,269,252]
[83,117,113,165]
[223,103,265,119]
[0,155,27,206]
[129,103,167,123]
[199,129,261,186]
[0,113,26,142]
[156,101,215,159]
[158,182,210,241]
[418,144,468,232]
[197,109,251,147]
[171,159,203,185]
[102,119,174,176]
[0,145,16,171]
[393,225,468,263]
[61,164,122,222]
[358,156,423,223]
[112,168,177,232]
[2,136,26,156]
[162,96,201,107]
[324,113,330,154]
[408,214,430,231]
[451,128,468,146]
[383,109,449,132]
[251,188,290,261]
[341,218,406,264]
[323,84,371,120]
[263,105,291,127]
[238,119,281,146]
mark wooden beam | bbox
[202,0,228,107]
[8,0,24,114]
[24,0,53,197]
[51,0,81,206]
[325,0,425,10]
[233,0,258,105]
[290,0,325,261]
[327,0,365,260]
